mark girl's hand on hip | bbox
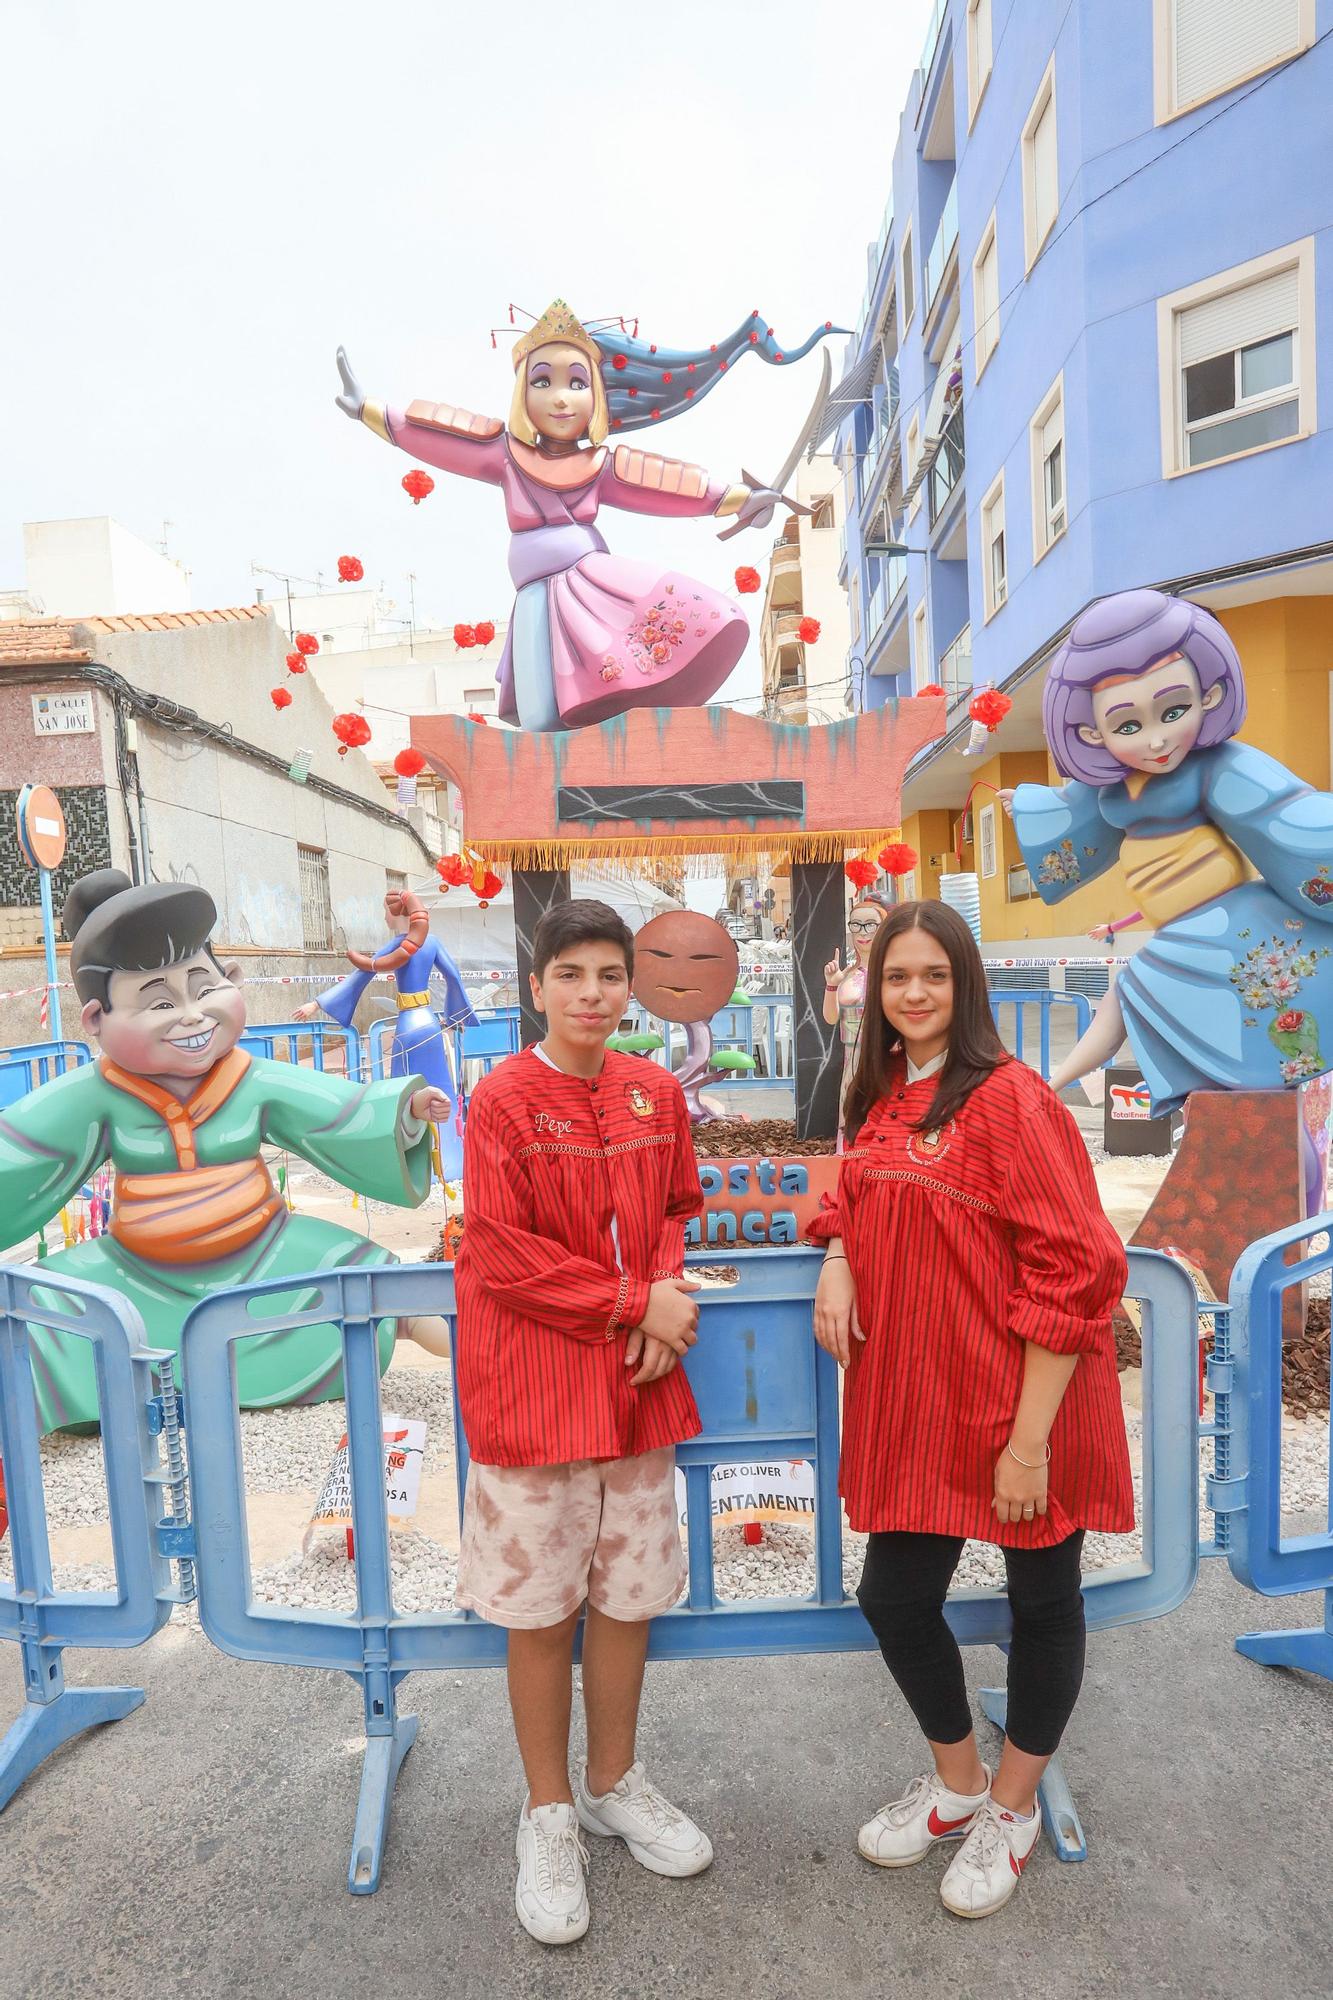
[814,1258,864,1370]
[993,1447,1048,1526]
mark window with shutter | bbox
[967,0,993,124]
[973,216,1000,376]
[1030,377,1067,558]
[912,602,929,680]
[1165,0,1307,119]
[1160,249,1310,472]
[982,476,1007,619]
[979,805,997,880]
[901,225,916,330]
[1022,59,1058,269]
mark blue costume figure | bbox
[1007,589,1333,1118]
[298,888,477,1176]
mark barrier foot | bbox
[0,1685,145,1813]
[1235,1604,1333,1686]
[347,1713,419,1895]
[978,1687,1087,1863]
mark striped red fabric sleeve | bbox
[1001,1090,1128,1355]
[461,1087,651,1341]
[649,1084,704,1279]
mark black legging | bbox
[857,1530,1086,1758]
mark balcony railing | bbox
[928,405,965,525]
[923,179,959,321]
[918,0,949,90]
[937,623,972,708]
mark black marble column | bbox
[792,860,845,1142]
[512,868,571,1046]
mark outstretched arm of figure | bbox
[335,348,507,486]
[600,443,777,524]
[0,1068,108,1252]
[1202,740,1333,926]
[1005,777,1122,907]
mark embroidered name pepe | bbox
[533,1110,574,1136]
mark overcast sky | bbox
[3,0,931,708]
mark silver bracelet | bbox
[1006,1440,1051,1470]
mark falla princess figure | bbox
[335,299,837,730]
[1006,588,1333,1116]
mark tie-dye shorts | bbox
[454,1446,686,1630]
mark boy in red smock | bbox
[454,900,712,1946]
[813,900,1133,1921]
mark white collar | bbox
[905,1049,947,1084]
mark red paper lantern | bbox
[436,854,469,888]
[402,469,435,504]
[285,652,306,674]
[917,682,946,697]
[471,869,503,901]
[270,686,293,710]
[877,841,918,877]
[474,620,496,645]
[844,856,879,889]
[394,747,426,778]
[797,616,822,644]
[336,554,364,583]
[294,632,319,656]
[734,566,761,595]
[331,711,371,751]
[969,688,1013,732]
[453,623,476,649]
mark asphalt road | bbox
[3,1551,1331,2000]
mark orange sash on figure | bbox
[101,1049,284,1265]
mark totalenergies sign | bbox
[685,1154,840,1250]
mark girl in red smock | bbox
[811,900,1132,1920]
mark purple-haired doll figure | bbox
[334,299,839,731]
[1005,587,1333,1116]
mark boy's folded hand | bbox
[624,1331,682,1386]
[635,1277,701,1355]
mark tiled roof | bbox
[0,605,269,667]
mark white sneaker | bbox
[515,1801,590,1945]
[940,1795,1042,1918]
[858,1767,991,1868]
[575,1761,713,1878]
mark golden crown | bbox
[510,299,603,370]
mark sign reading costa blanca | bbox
[686,1154,840,1250]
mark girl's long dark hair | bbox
[842,900,1007,1143]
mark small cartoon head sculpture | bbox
[63,868,244,1084]
[632,911,739,1025]
[1043,588,1246,786]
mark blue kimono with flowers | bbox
[1011,741,1333,1115]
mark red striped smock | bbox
[455,1047,704,1466]
[809,1057,1134,1546]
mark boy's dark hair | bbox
[532,900,635,982]
[63,869,222,1008]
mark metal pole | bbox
[37,865,63,1041]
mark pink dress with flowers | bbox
[385,408,748,730]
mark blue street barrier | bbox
[237,1019,362,1078]
[0,1038,90,1111]
[0,1267,176,1811]
[0,1245,1201,1891]
[1218,1213,1333,1681]
[988,990,1093,1084]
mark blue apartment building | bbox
[833,0,1333,947]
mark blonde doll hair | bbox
[508,340,610,448]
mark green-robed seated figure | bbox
[0,869,450,1432]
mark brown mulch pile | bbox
[1114,1298,1330,1416]
[693,1118,837,1158]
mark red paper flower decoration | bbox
[471,869,503,902]
[270,686,293,710]
[436,854,469,889]
[917,682,946,697]
[394,747,426,778]
[473,620,496,645]
[453,623,476,649]
[734,566,761,595]
[331,711,371,752]
[285,651,306,674]
[336,555,364,583]
[877,841,918,877]
[402,469,435,504]
[969,688,1013,731]
[845,856,880,889]
[797,616,822,644]
[294,632,319,656]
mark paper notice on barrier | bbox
[673,1460,816,1530]
[303,1414,427,1552]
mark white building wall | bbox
[23,518,191,617]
